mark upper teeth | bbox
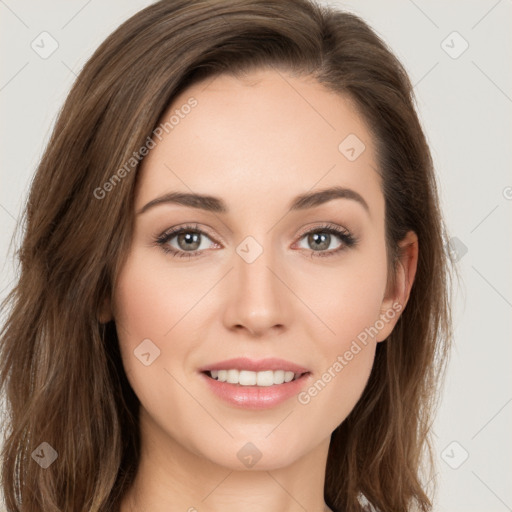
[210,369,302,386]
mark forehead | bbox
[136,68,383,219]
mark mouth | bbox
[199,366,313,409]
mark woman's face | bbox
[109,68,407,471]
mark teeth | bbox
[209,369,303,386]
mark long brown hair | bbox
[0,1,456,510]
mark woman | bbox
[0,0,456,510]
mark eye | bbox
[155,223,218,259]
[295,223,357,258]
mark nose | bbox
[222,242,292,337]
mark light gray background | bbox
[1,1,511,511]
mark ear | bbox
[375,230,419,342]
[98,295,113,324]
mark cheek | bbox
[294,250,387,425]
[295,243,389,348]
[111,247,222,399]
[333,265,388,339]
[111,249,191,399]
[113,248,204,343]
[297,274,384,429]
[297,342,376,436]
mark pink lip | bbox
[199,371,312,410]
[198,357,310,374]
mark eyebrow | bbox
[137,185,370,216]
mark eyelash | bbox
[154,222,358,259]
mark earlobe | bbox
[375,231,419,342]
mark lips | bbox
[198,357,310,374]
[199,369,313,409]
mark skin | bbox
[101,68,418,512]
